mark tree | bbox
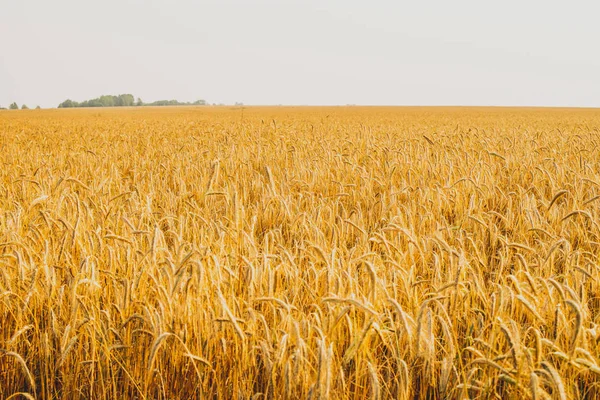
[35,106,41,110]
[98,95,115,107]
[9,102,18,110]
[118,94,134,107]
[136,98,143,106]
[21,104,29,110]
[58,99,76,108]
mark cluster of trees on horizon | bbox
[1,95,243,110]
[0,102,40,110]
[58,94,207,108]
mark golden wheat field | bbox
[2,106,600,399]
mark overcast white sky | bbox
[1,0,599,108]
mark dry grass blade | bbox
[217,290,246,340]
[147,332,173,379]
[1,351,36,393]
[5,393,36,400]
[547,190,568,210]
[541,361,566,400]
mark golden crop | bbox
[2,106,600,399]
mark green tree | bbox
[118,94,135,107]
[9,102,18,110]
[21,104,29,110]
[58,99,75,108]
[99,95,115,107]
[136,98,143,106]
[35,106,41,110]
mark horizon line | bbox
[3,104,600,110]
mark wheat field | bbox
[2,106,600,399]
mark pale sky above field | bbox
[1,0,599,108]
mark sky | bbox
[1,0,599,108]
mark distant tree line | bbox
[58,94,207,108]
[2,95,220,110]
[145,99,208,106]
[59,94,135,108]
[0,102,39,110]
